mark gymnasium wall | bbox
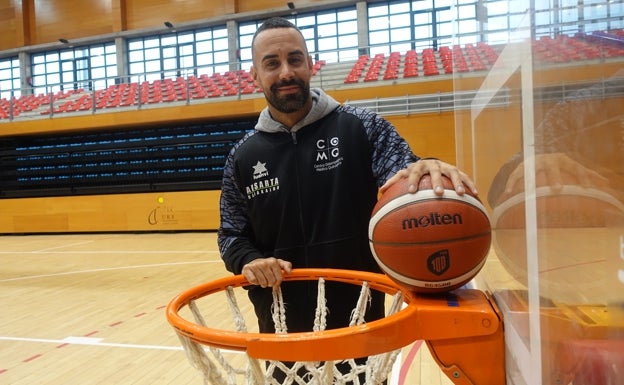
[1,2,621,233]
[0,71,467,234]
[0,91,529,234]
[0,107,459,234]
[0,0,344,50]
[2,61,622,233]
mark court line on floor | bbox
[397,340,424,385]
[33,240,95,253]
[0,250,218,254]
[0,335,184,351]
[0,260,219,282]
[0,334,244,375]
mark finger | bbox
[430,174,446,195]
[560,155,609,188]
[450,169,479,196]
[544,163,564,191]
[584,168,610,188]
[402,159,437,193]
[243,261,274,288]
[423,162,445,195]
[242,267,260,286]
[253,268,272,288]
[266,262,286,287]
[380,168,409,193]
[460,176,478,195]
[278,259,293,274]
[504,164,524,194]
[405,162,428,193]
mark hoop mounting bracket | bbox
[424,290,506,385]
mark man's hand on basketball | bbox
[380,158,478,196]
[503,153,609,195]
[242,257,292,288]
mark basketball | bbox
[369,174,491,293]
[492,169,624,229]
[491,169,624,303]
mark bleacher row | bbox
[344,42,497,83]
[534,34,624,63]
[0,59,327,120]
[2,31,623,121]
[0,120,256,196]
[0,70,268,119]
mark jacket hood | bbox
[254,88,340,133]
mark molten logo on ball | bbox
[402,212,462,229]
[428,250,450,275]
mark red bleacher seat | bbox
[241,85,256,94]
[403,50,419,77]
[208,89,222,98]
[439,46,453,74]
[312,60,326,75]
[382,52,400,80]
[477,42,499,64]
[421,48,439,76]
[423,65,439,76]
[363,53,385,82]
[223,87,238,96]
[344,55,370,83]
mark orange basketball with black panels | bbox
[368,175,492,293]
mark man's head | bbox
[251,17,308,58]
[250,17,313,120]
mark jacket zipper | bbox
[291,130,310,270]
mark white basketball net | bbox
[176,277,405,385]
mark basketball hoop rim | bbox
[166,268,421,361]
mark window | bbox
[127,25,228,81]
[578,0,619,33]
[30,43,116,94]
[534,0,623,38]
[368,0,623,54]
[368,1,453,54]
[238,6,358,69]
[0,57,20,99]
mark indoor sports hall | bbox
[1,1,622,384]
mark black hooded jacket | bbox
[218,88,418,332]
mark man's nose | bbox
[279,63,294,79]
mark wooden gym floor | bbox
[0,232,453,385]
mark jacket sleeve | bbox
[364,109,419,185]
[217,145,264,275]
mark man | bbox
[217,17,477,382]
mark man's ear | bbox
[250,65,259,86]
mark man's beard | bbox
[266,79,310,113]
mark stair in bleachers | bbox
[364,53,386,81]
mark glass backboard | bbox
[452,6,624,385]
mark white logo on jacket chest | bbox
[315,137,343,172]
[252,161,269,179]
[246,161,280,199]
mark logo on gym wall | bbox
[148,197,178,225]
